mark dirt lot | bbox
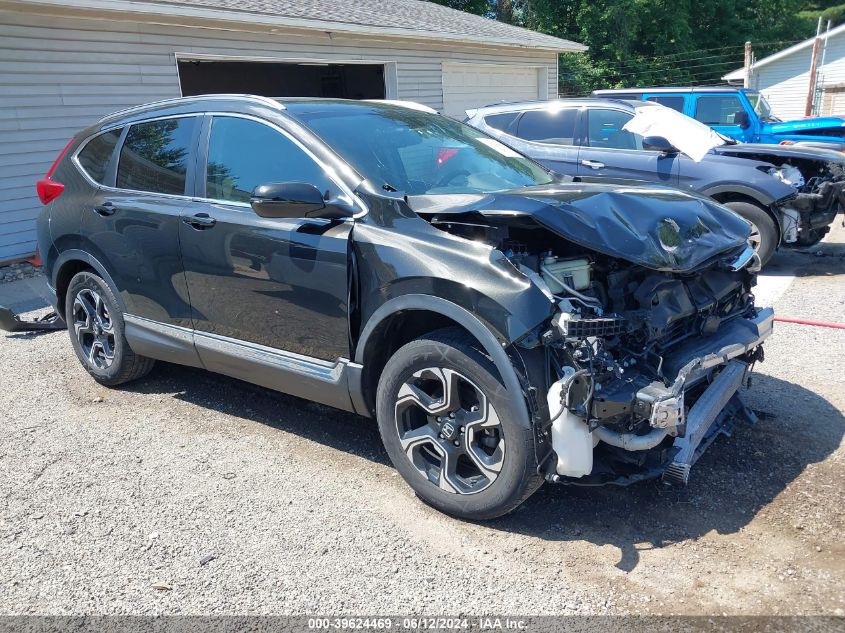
[1,226,843,617]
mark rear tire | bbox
[723,200,778,266]
[376,327,542,520]
[65,271,155,386]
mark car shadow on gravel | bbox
[117,364,842,573]
[486,373,844,572]
[121,362,391,466]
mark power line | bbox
[583,39,802,73]
[603,55,742,74]
[597,49,746,71]
[604,60,743,81]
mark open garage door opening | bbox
[178,60,386,100]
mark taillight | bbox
[29,248,43,267]
[36,137,74,205]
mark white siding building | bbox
[723,23,845,120]
[0,0,583,263]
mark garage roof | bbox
[21,0,585,52]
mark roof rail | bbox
[99,94,285,122]
[473,96,632,112]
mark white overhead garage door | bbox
[442,63,544,119]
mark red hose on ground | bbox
[774,316,845,329]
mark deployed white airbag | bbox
[623,103,726,162]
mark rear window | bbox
[483,112,519,133]
[116,118,196,195]
[77,128,122,184]
[514,109,578,145]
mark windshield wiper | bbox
[382,183,399,193]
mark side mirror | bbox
[250,182,352,219]
[642,136,678,154]
[733,110,751,129]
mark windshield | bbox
[747,92,777,122]
[288,102,554,195]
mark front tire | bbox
[376,328,542,520]
[723,201,779,266]
[65,271,155,386]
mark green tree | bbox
[428,0,816,94]
[428,0,490,15]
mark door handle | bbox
[93,202,116,216]
[580,159,605,170]
[183,213,217,230]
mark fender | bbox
[699,185,787,241]
[699,182,779,207]
[50,248,128,314]
[351,294,532,434]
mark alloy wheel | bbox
[72,288,115,370]
[394,367,506,495]
[747,221,762,253]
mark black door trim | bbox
[124,314,359,412]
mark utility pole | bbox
[815,20,833,116]
[805,17,823,117]
[743,41,752,88]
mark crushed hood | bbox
[714,141,845,164]
[410,183,750,273]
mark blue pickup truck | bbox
[592,87,845,146]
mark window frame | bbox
[194,112,361,212]
[72,113,202,199]
[582,107,643,152]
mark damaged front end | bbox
[414,184,773,486]
[543,279,771,486]
[719,144,845,247]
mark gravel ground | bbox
[0,226,843,617]
[0,261,42,284]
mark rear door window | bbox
[646,96,685,112]
[585,109,642,150]
[514,109,578,145]
[116,117,196,195]
[694,95,745,125]
[77,128,122,184]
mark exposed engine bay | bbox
[419,197,773,486]
[720,146,845,247]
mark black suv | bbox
[33,95,773,519]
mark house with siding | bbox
[723,23,845,120]
[0,0,584,264]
